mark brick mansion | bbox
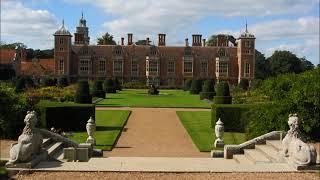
[53,14,255,86]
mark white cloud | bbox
[65,0,318,42]
[1,1,58,49]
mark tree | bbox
[255,50,270,79]
[268,50,302,76]
[206,34,237,46]
[0,42,27,49]
[97,33,116,45]
[300,57,314,71]
[135,40,152,45]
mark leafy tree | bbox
[74,80,91,103]
[268,50,302,75]
[97,33,116,45]
[255,50,270,79]
[300,57,314,71]
[135,40,152,45]
[206,34,237,46]
[0,42,27,49]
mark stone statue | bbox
[6,111,43,165]
[281,114,317,166]
[86,117,96,145]
[214,118,224,148]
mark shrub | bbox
[183,79,192,91]
[114,78,122,91]
[57,76,69,88]
[211,104,254,132]
[148,84,159,95]
[74,80,92,104]
[0,83,30,138]
[190,79,202,94]
[15,77,26,92]
[92,81,105,98]
[103,78,116,93]
[41,76,55,87]
[214,81,232,104]
[36,101,95,131]
[123,82,147,89]
[200,79,215,100]
[239,79,249,90]
[245,69,320,140]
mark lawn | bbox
[67,110,131,150]
[176,111,247,151]
[97,89,210,108]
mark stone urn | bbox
[214,118,224,148]
[86,116,96,145]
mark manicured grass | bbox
[67,110,131,150]
[176,111,247,151]
[97,89,210,108]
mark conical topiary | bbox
[200,79,215,100]
[74,80,92,103]
[214,81,232,104]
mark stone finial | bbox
[86,116,96,145]
[214,118,224,148]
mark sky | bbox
[1,0,319,65]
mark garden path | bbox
[97,107,210,157]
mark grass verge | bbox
[176,111,246,151]
[67,110,131,150]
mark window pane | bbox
[184,62,193,73]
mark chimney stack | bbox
[202,39,206,47]
[121,37,124,45]
[146,37,150,45]
[192,34,202,46]
[158,34,166,46]
[128,33,133,45]
[185,38,189,47]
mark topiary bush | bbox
[92,81,105,98]
[57,75,69,88]
[15,76,35,92]
[200,79,215,100]
[189,79,202,94]
[239,79,249,90]
[41,76,55,87]
[74,80,92,104]
[114,78,122,91]
[103,78,116,93]
[148,84,159,95]
[183,79,192,91]
[214,81,232,104]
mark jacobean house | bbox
[54,15,255,86]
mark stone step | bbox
[266,140,282,151]
[42,138,52,148]
[52,148,64,161]
[233,154,253,164]
[46,142,63,158]
[244,149,272,163]
[255,145,279,162]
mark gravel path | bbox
[100,107,210,157]
[14,172,320,180]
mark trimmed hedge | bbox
[211,104,254,132]
[36,101,95,131]
[92,81,105,98]
[114,78,122,91]
[214,81,232,104]
[239,79,249,90]
[57,76,69,88]
[190,79,202,94]
[183,79,192,91]
[74,80,92,104]
[104,78,116,93]
[200,79,215,100]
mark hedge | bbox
[104,79,116,93]
[211,104,255,132]
[214,96,232,104]
[183,79,192,91]
[36,101,95,131]
[190,79,202,94]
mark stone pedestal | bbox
[86,117,96,145]
[214,118,224,148]
[214,139,225,148]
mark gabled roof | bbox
[21,59,54,76]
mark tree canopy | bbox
[206,34,237,46]
[97,33,116,45]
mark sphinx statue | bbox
[281,114,317,166]
[6,111,43,165]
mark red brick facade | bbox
[54,18,255,87]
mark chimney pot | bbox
[127,33,133,45]
[158,34,166,46]
[121,37,124,45]
[202,39,206,47]
[146,37,150,45]
[185,38,189,47]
